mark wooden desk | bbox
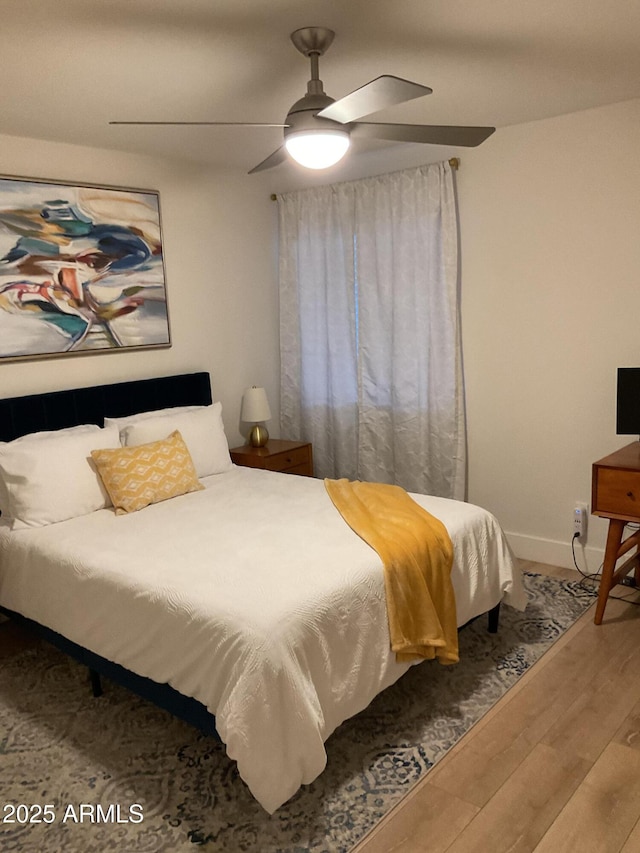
[591,441,640,623]
[230,439,313,477]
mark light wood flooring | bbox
[353,561,640,853]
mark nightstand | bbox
[230,439,313,477]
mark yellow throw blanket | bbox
[325,478,458,665]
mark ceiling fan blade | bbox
[248,146,288,175]
[109,121,287,127]
[317,76,432,124]
[351,122,495,147]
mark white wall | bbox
[459,98,640,569]
[0,134,280,447]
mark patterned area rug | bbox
[0,572,593,853]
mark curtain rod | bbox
[270,157,459,200]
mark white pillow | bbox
[104,404,204,432]
[119,403,232,478]
[0,424,120,529]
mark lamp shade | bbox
[241,386,271,423]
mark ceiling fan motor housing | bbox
[284,92,348,140]
[284,93,349,139]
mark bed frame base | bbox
[488,602,500,633]
[0,605,219,739]
[460,601,500,634]
[89,668,103,698]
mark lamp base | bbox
[249,424,269,448]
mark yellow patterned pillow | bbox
[91,430,204,514]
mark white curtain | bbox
[278,161,466,500]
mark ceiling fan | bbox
[110,27,495,174]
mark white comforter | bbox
[0,466,526,812]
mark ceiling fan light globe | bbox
[285,130,350,169]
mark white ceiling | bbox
[3,0,640,175]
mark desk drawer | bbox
[593,468,640,517]
[264,445,311,474]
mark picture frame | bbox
[0,175,171,362]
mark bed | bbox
[0,371,527,813]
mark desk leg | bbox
[594,519,625,625]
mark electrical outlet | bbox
[573,503,588,539]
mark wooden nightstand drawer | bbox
[264,445,310,473]
[229,439,314,477]
[284,461,313,476]
[593,467,640,518]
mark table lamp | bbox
[241,386,272,447]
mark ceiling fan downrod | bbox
[290,27,336,96]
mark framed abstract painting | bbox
[0,176,171,362]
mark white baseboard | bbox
[505,531,604,573]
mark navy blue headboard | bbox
[0,372,212,442]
